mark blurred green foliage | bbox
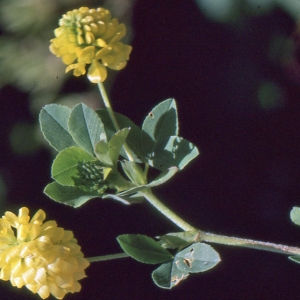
[195,0,300,23]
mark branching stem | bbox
[199,231,300,256]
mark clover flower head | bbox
[0,207,90,299]
[50,7,132,83]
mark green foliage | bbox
[175,243,221,273]
[149,136,199,170]
[141,99,178,154]
[289,256,300,264]
[96,109,144,162]
[117,232,220,289]
[152,261,189,289]
[152,242,220,289]
[52,147,94,186]
[95,128,130,168]
[39,104,77,151]
[117,234,173,264]
[44,182,99,208]
[290,207,300,226]
[141,99,199,171]
[39,99,199,208]
[158,230,200,250]
[117,166,178,197]
[68,103,105,157]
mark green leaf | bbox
[142,99,178,153]
[117,166,178,197]
[289,256,300,264]
[39,104,77,151]
[152,261,189,289]
[117,234,173,264]
[103,193,144,205]
[108,128,130,166]
[149,136,199,171]
[44,182,99,208]
[94,140,113,166]
[291,207,300,226]
[158,230,200,250]
[175,243,221,273]
[120,161,146,185]
[105,171,135,193]
[96,109,144,162]
[68,103,105,156]
[52,146,94,186]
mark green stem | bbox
[141,189,196,231]
[87,252,130,262]
[97,82,134,162]
[200,231,300,256]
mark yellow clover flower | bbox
[50,7,132,83]
[0,207,90,299]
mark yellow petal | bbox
[22,267,36,284]
[48,281,66,299]
[62,53,77,65]
[35,267,47,285]
[65,63,86,76]
[95,38,107,47]
[18,207,30,224]
[26,282,40,294]
[37,285,50,300]
[87,60,107,83]
[77,46,95,63]
[31,209,46,225]
[11,276,24,288]
[62,230,74,242]
[17,224,29,241]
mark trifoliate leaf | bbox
[117,234,173,264]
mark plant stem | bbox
[141,189,196,231]
[97,82,134,162]
[200,231,300,256]
[87,252,130,262]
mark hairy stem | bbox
[200,231,300,256]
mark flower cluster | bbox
[50,7,132,83]
[0,207,90,299]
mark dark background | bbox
[2,0,300,299]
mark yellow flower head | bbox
[50,7,132,83]
[0,207,90,299]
